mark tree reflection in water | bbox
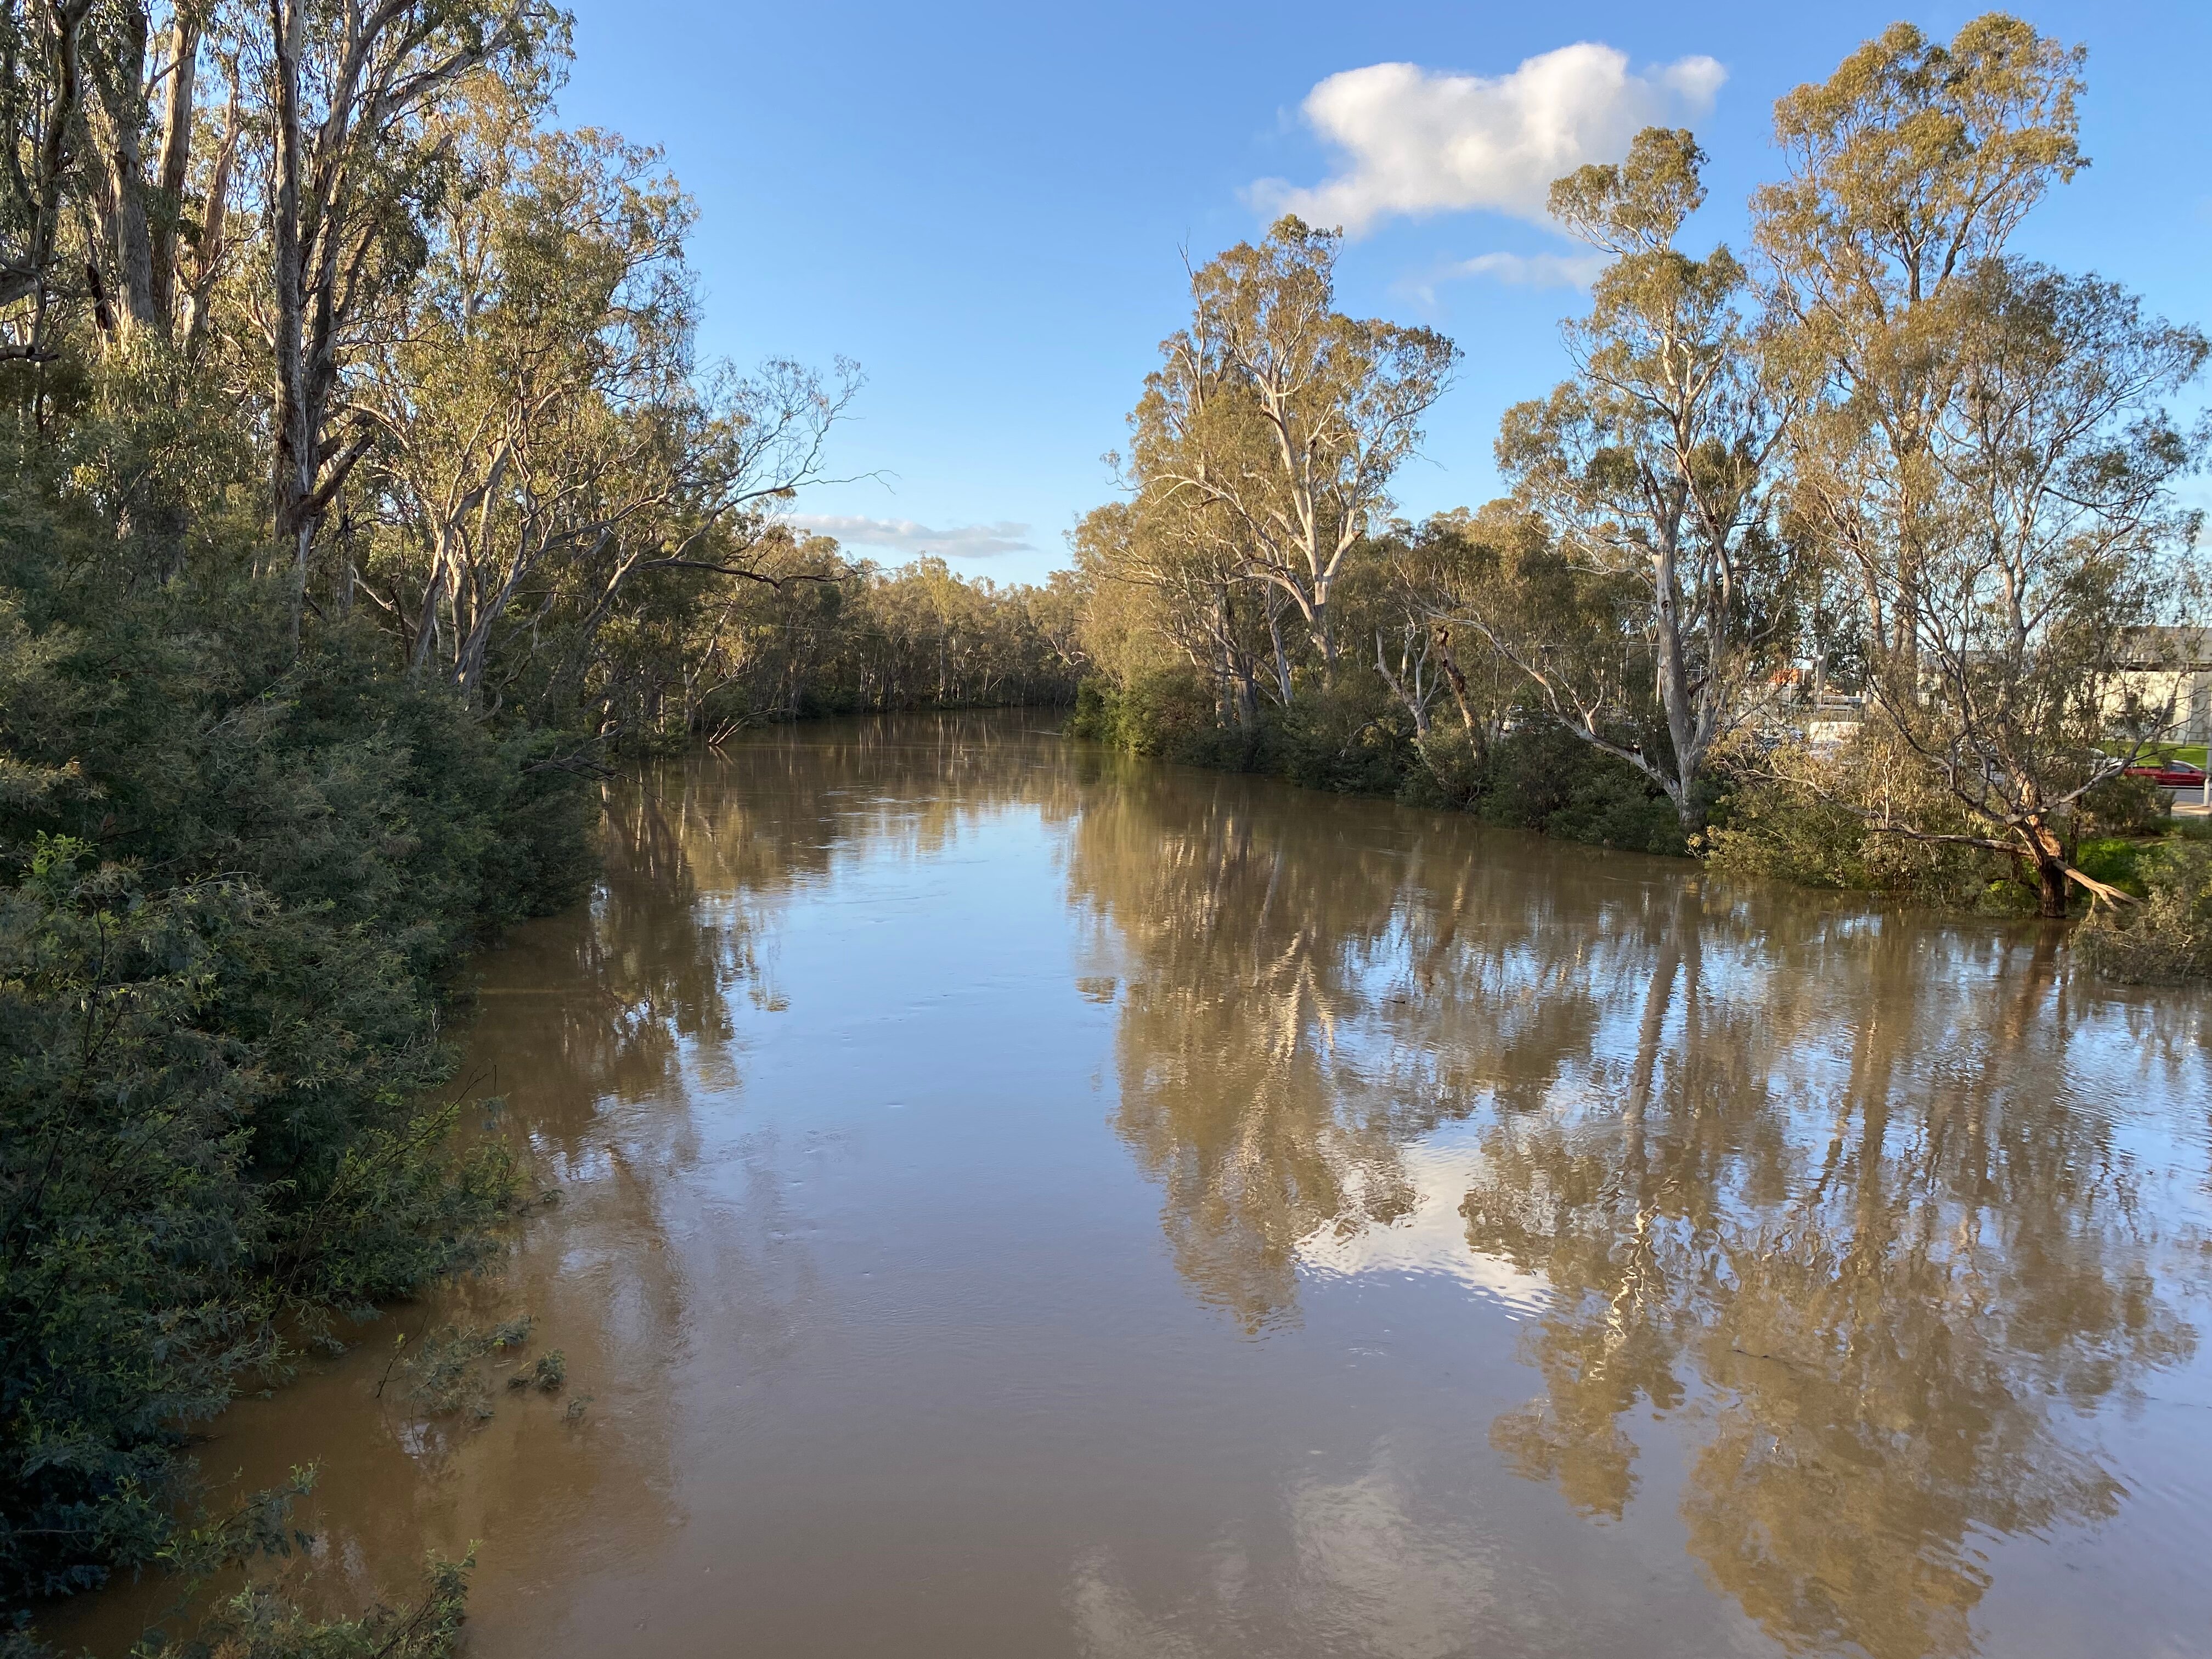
[1071,768,2207,1659]
[61,719,2203,1659]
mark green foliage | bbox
[1066,678,1118,743]
[139,1554,474,1659]
[519,1350,566,1393]
[2078,772,2170,837]
[2072,837,2151,900]
[2078,837,2212,982]
[400,1318,534,1420]
[1079,667,1694,856]
[1702,727,2208,920]
[0,854,270,1599]
[0,549,590,1603]
[1706,774,2007,911]
[0,1470,473,1659]
[1466,725,1692,856]
[1067,672,1217,761]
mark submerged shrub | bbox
[402,1318,535,1420]
[148,1556,475,1659]
[1706,737,2016,910]
[1466,724,1689,856]
[1068,670,1217,759]
[0,577,592,1603]
[2078,837,2212,983]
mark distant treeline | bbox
[1066,12,2212,965]
[645,548,1081,743]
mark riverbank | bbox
[1068,676,2212,975]
[0,601,599,1635]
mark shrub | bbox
[1274,685,1412,795]
[1463,725,1689,855]
[1068,670,1225,760]
[153,1557,474,1659]
[0,576,591,1604]
[1705,737,2016,910]
[2077,837,2212,982]
[0,850,268,1598]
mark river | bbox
[52,713,2212,1658]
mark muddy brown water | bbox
[49,713,2212,1659]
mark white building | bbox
[2112,627,2212,743]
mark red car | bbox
[2125,758,2208,788]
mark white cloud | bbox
[1452,250,1611,289]
[1253,43,1726,236]
[1396,249,1610,307]
[789,514,1035,560]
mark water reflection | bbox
[46,715,2212,1659]
[1071,765,2211,1659]
[1463,914,2199,1659]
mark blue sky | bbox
[555,2,2212,585]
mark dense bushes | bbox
[1068,672,1218,760]
[1070,674,1690,856]
[1,563,592,1606]
[2078,834,2212,981]
[1443,725,1692,857]
[1076,674,2212,952]
[1703,732,2201,921]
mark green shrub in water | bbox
[2078,835,2212,983]
[0,574,593,1603]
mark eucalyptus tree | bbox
[1754,13,2087,679]
[356,95,853,715]
[70,2,242,356]
[251,0,566,642]
[1372,505,1551,760]
[0,0,95,359]
[1826,263,2207,917]
[78,0,170,345]
[1130,216,1455,681]
[1751,14,2209,916]
[1073,494,1284,725]
[1482,128,1793,831]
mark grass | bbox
[2075,836,2153,898]
[2124,741,2208,768]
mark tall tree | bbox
[1754,13,2086,680]
[256,0,560,643]
[1073,495,1285,725]
[356,97,854,713]
[0,0,95,358]
[1373,505,1559,763]
[1485,127,1793,831]
[1130,216,1455,680]
[1807,263,2207,917]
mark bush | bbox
[1076,673,1701,855]
[1274,685,1412,795]
[150,1557,474,1659]
[1466,725,1689,855]
[0,575,592,1604]
[1068,670,1226,761]
[1705,738,2017,910]
[0,850,268,1598]
[2077,836,2212,982]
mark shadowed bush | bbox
[2078,836,2212,982]
[1,559,592,1602]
